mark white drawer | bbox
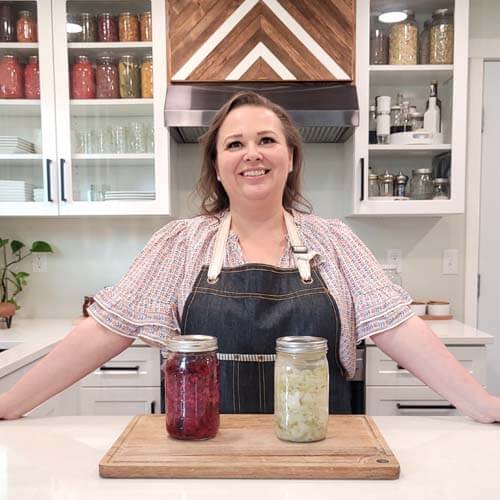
[80,346,161,388]
[79,387,161,415]
[366,386,462,416]
[366,345,487,386]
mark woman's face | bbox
[215,105,292,210]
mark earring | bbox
[289,166,293,173]
[216,175,221,182]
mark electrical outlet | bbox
[32,254,47,273]
[442,249,459,275]
[386,249,402,273]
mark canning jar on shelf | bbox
[16,10,37,42]
[370,24,388,65]
[118,12,139,42]
[96,56,119,98]
[24,55,40,99]
[71,55,96,99]
[78,13,97,42]
[165,335,220,440]
[140,11,152,41]
[0,54,24,98]
[118,54,140,98]
[389,10,418,65]
[97,12,118,42]
[0,3,16,42]
[140,55,153,97]
[429,8,454,64]
[275,336,329,443]
[409,168,434,200]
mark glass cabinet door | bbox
[0,0,58,216]
[52,0,169,215]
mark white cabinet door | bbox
[79,386,160,415]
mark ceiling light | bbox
[66,22,82,34]
[378,11,408,23]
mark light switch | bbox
[442,249,459,275]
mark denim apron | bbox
[180,210,352,414]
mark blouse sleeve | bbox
[87,219,187,347]
[331,219,414,342]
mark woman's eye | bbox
[227,141,241,150]
[261,136,275,144]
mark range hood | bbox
[164,83,359,144]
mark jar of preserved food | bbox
[432,178,450,199]
[118,12,139,42]
[71,55,95,99]
[16,10,37,42]
[140,11,152,41]
[78,13,97,42]
[275,336,329,443]
[368,172,379,197]
[409,168,434,199]
[370,24,388,65]
[378,170,394,197]
[24,55,39,99]
[0,54,23,98]
[96,56,119,98]
[420,20,430,64]
[389,10,418,65]
[97,12,118,42]
[67,13,82,42]
[140,55,153,97]
[165,335,219,440]
[429,8,454,64]
[409,111,424,131]
[0,3,16,42]
[118,54,139,98]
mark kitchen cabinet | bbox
[366,344,486,416]
[79,345,161,416]
[1,0,170,217]
[167,0,354,82]
[347,0,469,216]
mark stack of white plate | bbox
[0,137,35,154]
[33,187,45,202]
[104,190,155,201]
[0,180,34,201]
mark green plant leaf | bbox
[31,241,53,253]
[0,238,8,248]
[7,298,20,310]
[11,240,25,253]
[12,271,29,279]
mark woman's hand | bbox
[0,392,22,420]
[478,395,500,423]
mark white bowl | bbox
[410,301,427,316]
[427,301,451,316]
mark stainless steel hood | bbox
[164,83,359,144]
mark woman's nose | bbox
[244,142,262,161]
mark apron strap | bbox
[207,210,317,283]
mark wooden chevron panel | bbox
[167,0,355,82]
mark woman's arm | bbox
[372,315,500,423]
[0,317,135,419]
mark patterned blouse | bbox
[87,210,413,378]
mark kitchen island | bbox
[1,415,499,499]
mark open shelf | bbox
[68,42,152,59]
[70,99,153,117]
[369,144,451,158]
[370,65,454,86]
[0,154,42,160]
[0,42,39,56]
[0,100,41,116]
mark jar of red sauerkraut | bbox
[165,335,219,440]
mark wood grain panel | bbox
[240,58,281,80]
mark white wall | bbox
[469,0,500,38]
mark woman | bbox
[1,91,499,420]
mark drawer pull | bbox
[99,365,140,372]
[151,401,156,414]
[396,403,456,410]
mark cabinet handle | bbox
[60,158,67,202]
[99,365,140,372]
[396,403,456,410]
[151,401,156,414]
[45,159,53,202]
[360,157,365,201]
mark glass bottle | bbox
[118,55,140,98]
[376,95,391,144]
[96,56,119,98]
[370,24,388,65]
[420,20,431,64]
[432,178,450,199]
[78,13,97,42]
[0,3,16,42]
[430,8,454,64]
[118,12,139,42]
[389,10,418,65]
[368,105,377,144]
[71,55,96,99]
[409,168,434,199]
[275,336,329,443]
[390,105,403,134]
[97,13,118,42]
[140,55,153,98]
[24,55,40,99]
[394,172,408,197]
[140,11,152,41]
[165,335,220,440]
[368,172,380,197]
[378,170,394,197]
[0,54,24,98]
[16,10,37,42]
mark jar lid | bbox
[120,11,133,16]
[396,172,408,182]
[433,8,452,17]
[18,10,32,16]
[98,12,113,17]
[97,55,113,62]
[120,54,136,60]
[413,168,432,174]
[410,111,423,118]
[79,13,93,18]
[75,55,90,61]
[368,173,379,180]
[433,178,449,183]
[391,105,401,110]
[143,55,153,61]
[141,11,152,16]
[379,170,394,181]
[276,336,327,354]
[402,9,415,17]
[166,335,218,353]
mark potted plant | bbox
[0,238,53,328]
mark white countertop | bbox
[1,415,499,499]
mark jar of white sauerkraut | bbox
[274,336,329,442]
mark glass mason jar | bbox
[409,111,424,131]
[71,55,96,99]
[409,168,434,199]
[140,55,153,97]
[24,55,40,99]
[389,10,418,65]
[370,24,388,65]
[119,12,139,42]
[0,54,24,98]
[97,13,118,42]
[165,335,220,440]
[378,170,394,197]
[429,8,454,64]
[275,336,329,443]
[368,104,377,144]
[118,55,140,98]
[0,3,16,42]
[433,178,450,199]
[96,56,119,98]
[78,13,97,42]
[16,10,37,42]
[66,13,81,42]
[390,105,403,134]
[140,11,152,41]
[394,172,408,197]
[368,172,380,197]
[420,20,430,64]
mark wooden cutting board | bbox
[99,415,399,479]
